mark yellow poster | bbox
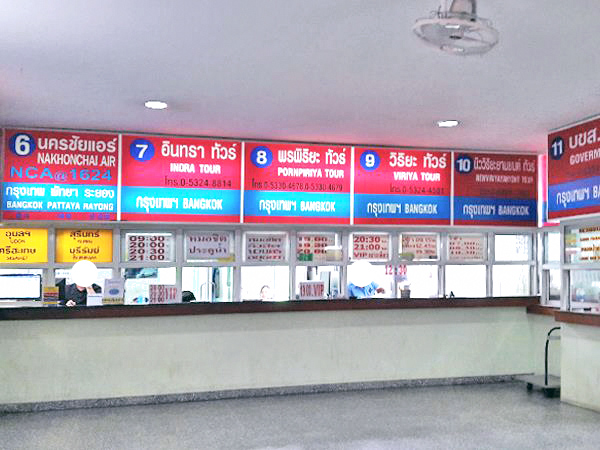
[56,229,113,263]
[0,228,48,264]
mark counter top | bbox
[0,296,539,320]
[555,311,600,327]
[526,304,559,317]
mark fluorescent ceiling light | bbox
[437,120,460,128]
[144,100,168,110]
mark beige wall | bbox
[0,307,541,404]
[561,323,600,412]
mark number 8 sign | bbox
[250,146,273,168]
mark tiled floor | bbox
[2,382,599,449]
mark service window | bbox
[347,262,393,298]
[122,232,175,263]
[55,268,114,296]
[185,231,235,262]
[241,266,289,301]
[399,233,439,261]
[493,265,530,296]
[350,232,390,261]
[120,267,176,304]
[447,234,486,262]
[182,266,234,302]
[296,232,342,263]
[393,264,439,298]
[569,270,600,312]
[445,265,486,297]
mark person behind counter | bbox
[62,260,102,307]
[63,283,102,307]
[347,260,385,299]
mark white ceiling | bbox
[1,0,599,153]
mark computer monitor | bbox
[0,274,42,300]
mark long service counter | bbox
[1,295,552,413]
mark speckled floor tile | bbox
[1,382,599,450]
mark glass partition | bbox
[395,264,439,298]
[493,265,530,296]
[241,266,289,301]
[121,267,176,304]
[182,266,234,302]
[445,265,486,297]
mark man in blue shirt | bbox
[347,260,386,299]
[348,281,385,299]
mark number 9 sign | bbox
[250,146,273,168]
[360,150,380,171]
[9,133,36,157]
[130,139,155,162]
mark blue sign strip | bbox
[354,194,450,220]
[2,182,117,212]
[121,186,240,215]
[548,176,600,212]
[454,197,537,222]
[244,190,350,218]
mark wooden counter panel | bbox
[555,311,600,327]
[0,296,539,321]
[526,304,559,317]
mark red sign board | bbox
[2,129,119,221]
[244,142,351,224]
[548,117,600,219]
[120,134,242,222]
[454,153,537,226]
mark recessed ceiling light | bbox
[144,100,168,110]
[437,120,460,128]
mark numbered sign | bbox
[186,231,233,261]
[354,148,451,225]
[548,117,600,219]
[121,134,242,223]
[454,153,537,226]
[2,128,119,221]
[244,142,352,224]
[351,233,390,261]
[125,233,174,262]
